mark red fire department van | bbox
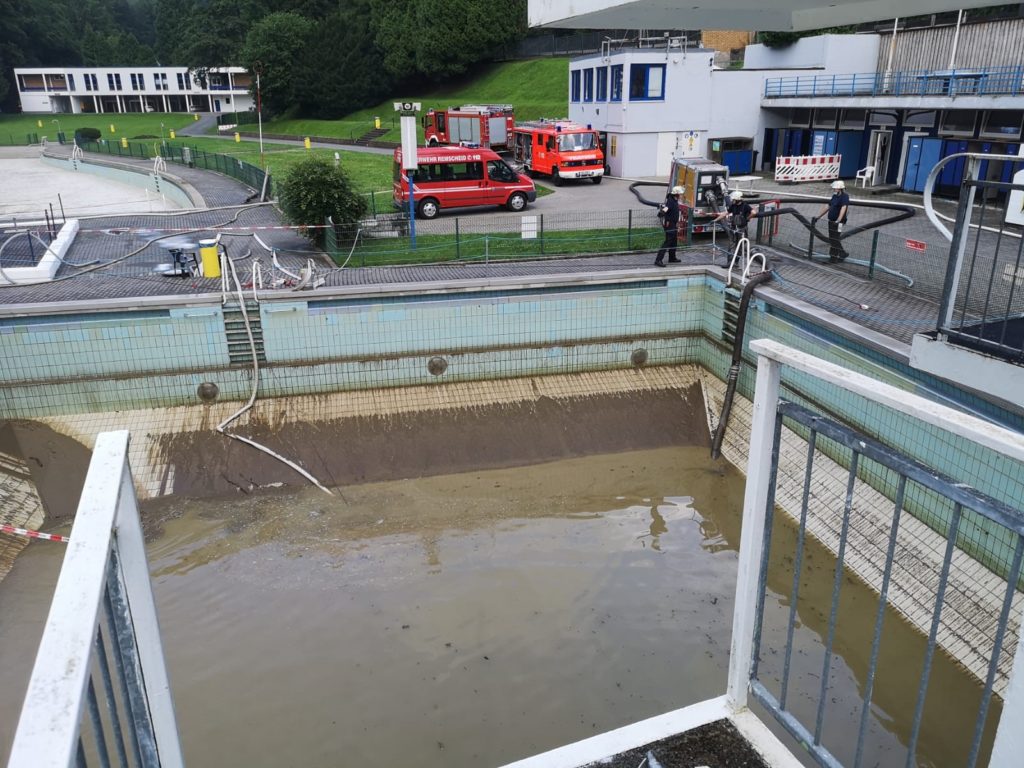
[393,146,536,219]
[422,105,515,151]
[511,119,605,185]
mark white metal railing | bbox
[8,430,183,768]
[735,339,1024,767]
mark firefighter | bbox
[715,190,756,249]
[654,186,685,267]
[812,180,850,262]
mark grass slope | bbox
[0,113,197,144]
[263,58,569,143]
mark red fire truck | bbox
[511,120,605,185]
[422,105,515,151]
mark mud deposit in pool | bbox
[155,385,711,497]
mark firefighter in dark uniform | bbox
[654,185,684,267]
[715,190,756,249]
[813,180,850,262]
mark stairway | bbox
[354,127,388,145]
[722,287,742,345]
[223,300,266,366]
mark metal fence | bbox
[77,139,272,198]
[0,132,41,146]
[938,175,1024,362]
[326,207,667,266]
[216,111,260,127]
[8,431,183,768]
[764,65,1024,98]
[498,29,701,59]
[732,339,1024,768]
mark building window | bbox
[107,73,123,91]
[610,65,623,102]
[583,68,593,102]
[789,108,811,127]
[839,109,866,129]
[596,67,607,101]
[981,110,1023,140]
[571,70,581,102]
[156,73,169,91]
[812,108,838,128]
[905,110,937,129]
[68,74,75,91]
[628,63,665,100]
[940,109,976,136]
[176,73,191,90]
[131,73,145,90]
[867,110,896,127]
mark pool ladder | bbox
[223,299,266,366]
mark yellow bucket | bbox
[199,239,221,278]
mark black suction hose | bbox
[710,270,773,460]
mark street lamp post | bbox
[254,61,265,169]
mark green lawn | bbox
[0,113,198,144]
[262,58,570,144]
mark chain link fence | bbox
[326,208,668,266]
[77,139,271,197]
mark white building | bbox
[569,34,879,178]
[13,66,254,115]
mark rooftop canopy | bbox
[528,0,995,32]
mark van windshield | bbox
[557,132,597,152]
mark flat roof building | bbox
[13,66,253,115]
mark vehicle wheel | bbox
[592,175,603,185]
[506,191,528,212]
[551,167,563,186]
[417,198,440,219]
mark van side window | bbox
[546,137,555,151]
[488,160,516,182]
[537,134,543,146]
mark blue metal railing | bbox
[764,65,1024,98]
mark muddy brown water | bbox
[0,391,999,767]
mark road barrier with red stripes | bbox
[775,155,842,183]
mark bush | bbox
[76,127,102,142]
[132,134,159,139]
[277,155,368,245]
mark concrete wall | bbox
[877,18,1024,71]
[744,34,880,73]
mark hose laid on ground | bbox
[215,242,334,496]
[710,270,773,460]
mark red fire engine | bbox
[511,119,605,185]
[422,105,515,151]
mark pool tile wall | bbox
[1,273,1022,576]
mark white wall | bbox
[744,34,879,73]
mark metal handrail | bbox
[764,65,1024,98]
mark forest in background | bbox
[0,0,528,117]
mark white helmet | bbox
[831,180,846,190]
[671,185,685,196]
[729,190,744,201]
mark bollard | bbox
[234,132,240,143]
[304,137,311,150]
[374,116,381,130]
[109,124,116,134]
[121,137,128,149]
[170,130,176,140]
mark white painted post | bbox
[988,618,1024,766]
[115,455,184,766]
[726,345,782,711]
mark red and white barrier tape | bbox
[1,524,69,543]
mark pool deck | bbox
[0,145,942,352]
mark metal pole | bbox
[868,230,879,279]
[948,9,964,70]
[408,173,416,250]
[58,193,65,223]
[256,68,265,169]
[627,209,632,249]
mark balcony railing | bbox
[764,65,1024,99]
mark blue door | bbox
[903,137,944,192]
[939,139,969,187]
[784,129,806,156]
[836,132,865,177]
[722,150,754,175]
[811,130,837,155]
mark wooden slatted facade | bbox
[877,18,1024,71]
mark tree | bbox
[294,5,391,119]
[240,11,314,116]
[277,155,367,244]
